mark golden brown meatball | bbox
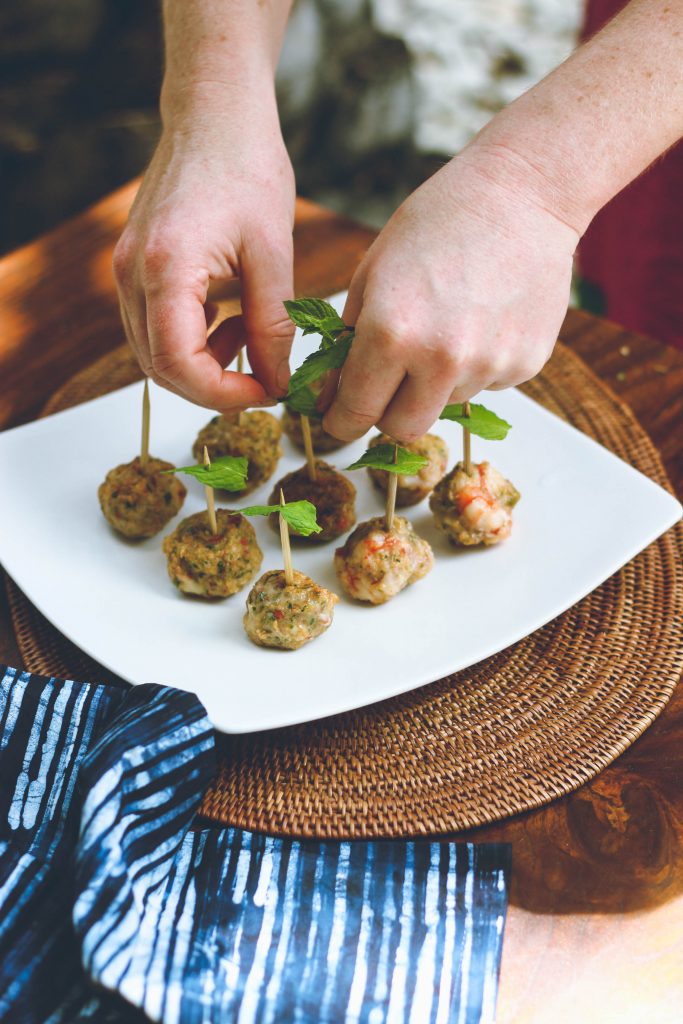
[429,461,520,547]
[367,432,449,507]
[243,569,338,650]
[334,516,433,605]
[163,509,262,598]
[267,461,356,543]
[281,407,347,453]
[98,456,186,540]
[192,411,282,496]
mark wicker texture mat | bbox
[6,341,682,838]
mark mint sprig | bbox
[346,443,429,475]
[241,500,322,537]
[283,299,512,442]
[284,384,323,420]
[163,455,248,491]
[286,333,354,395]
[440,403,511,440]
[284,297,354,400]
[284,298,348,348]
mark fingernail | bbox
[277,359,291,392]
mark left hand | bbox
[321,144,580,444]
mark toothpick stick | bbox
[203,445,218,535]
[140,378,150,466]
[236,350,246,426]
[463,400,472,475]
[300,414,317,481]
[279,488,294,584]
[385,442,399,532]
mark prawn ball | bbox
[429,461,520,547]
[281,408,347,453]
[244,569,338,650]
[267,461,356,543]
[163,509,263,598]
[98,456,186,539]
[367,432,449,507]
[192,411,282,496]
[334,516,434,605]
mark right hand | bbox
[113,92,296,412]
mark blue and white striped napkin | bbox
[0,666,510,1023]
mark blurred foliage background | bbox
[1,0,581,255]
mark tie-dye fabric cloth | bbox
[0,665,510,1024]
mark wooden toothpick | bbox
[140,378,150,466]
[463,400,472,475]
[300,414,317,481]
[203,445,218,535]
[279,488,294,585]
[385,442,399,532]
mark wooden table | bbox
[1,184,682,1023]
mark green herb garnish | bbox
[439,403,511,440]
[283,298,513,440]
[346,443,429,475]
[241,500,322,537]
[284,298,348,347]
[286,333,354,395]
[164,455,248,491]
[285,384,323,420]
[283,297,354,399]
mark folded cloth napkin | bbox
[0,665,510,1024]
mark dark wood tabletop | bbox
[1,182,682,1023]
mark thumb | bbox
[342,257,369,327]
[240,229,295,398]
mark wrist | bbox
[160,66,278,134]
[464,114,599,239]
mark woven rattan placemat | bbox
[6,341,682,837]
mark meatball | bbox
[281,407,347,453]
[244,569,338,650]
[98,456,186,540]
[192,411,282,496]
[163,509,262,598]
[267,461,356,543]
[367,432,449,507]
[429,461,520,547]
[334,516,434,605]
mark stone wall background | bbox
[1,0,581,254]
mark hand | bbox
[113,94,296,412]
[322,144,580,443]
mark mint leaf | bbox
[284,298,347,345]
[346,443,429,475]
[166,455,248,491]
[286,332,354,395]
[284,385,323,420]
[241,500,322,536]
[439,403,511,440]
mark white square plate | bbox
[0,293,680,732]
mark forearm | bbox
[160,0,293,128]
[466,0,683,234]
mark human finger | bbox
[204,302,220,331]
[341,257,369,328]
[208,314,246,369]
[147,286,268,410]
[378,365,464,444]
[240,229,295,398]
[315,369,341,414]
[322,316,406,442]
